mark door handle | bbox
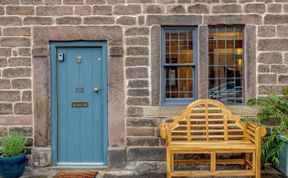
[94,88,102,93]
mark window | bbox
[208,26,244,105]
[162,27,198,105]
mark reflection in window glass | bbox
[208,26,244,105]
[163,28,196,103]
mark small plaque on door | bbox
[72,102,88,108]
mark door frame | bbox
[50,41,108,166]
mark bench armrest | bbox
[244,122,267,145]
[160,123,169,139]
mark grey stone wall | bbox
[0,0,287,168]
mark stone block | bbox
[258,39,288,51]
[144,5,164,14]
[258,65,270,73]
[63,0,84,4]
[6,6,34,15]
[113,5,141,15]
[127,127,155,136]
[0,0,20,4]
[22,91,32,101]
[23,17,53,25]
[125,27,149,36]
[0,48,11,57]
[285,53,288,64]
[0,7,4,15]
[127,97,149,106]
[3,68,31,78]
[0,116,32,125]
[267,4,282,13]
[3,27,31,36]
[167,5,186,14]
[204,14,262,25]
[258,74,277,84]
[127,0,155,2]
[75,6,92,15]
[56,17,82,25]
[259,85,284,95]
[212,4,242,13]
[128,89,149,96]
[0,17,22,26]
[126,67,148,79]
[257,52,282,64]
[14,103,32,115]
[125,57,149,66]
[258,26,275,37]
[109,148,126,168]
[0,104,13,114]
[128,80,149,88]
[265,15,288,25]
[135,161,165,176]
[116,16,137,25]
[188,4,209,14]
[12,79,31,89]
[127,47,149,56]
[32,147,51,167]
[126,37,149,46]
[147,15,202,25]
[0,127,7,137]
[279,75,288,84]
[0,37,30,47]
[86,0,106,4]
[127,118,161,127]
[0,91,20,101]
[33,57,50,147]
[127,147,166,161]
[127,137,159,146]
[107,0,125,4]
[9,127,33,136]
[138,16,145,26]
[244,4,265,13]
[277,25,288,37]
[93,5,112,15]
[84,16,114,24]
[21,0,43,4]
[0,79,10,89]
[127,107,144,117]
[45,0,61,5]
[271,65,288,74]
[109,46,124,56]
[36,6,73,16]
[194,0,219,2]
[0,58,7,67]
[8,57,31,66]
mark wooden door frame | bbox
[50,41,108,166]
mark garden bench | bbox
[160,99,266,178]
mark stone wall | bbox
[0,0,287,169]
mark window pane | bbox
[165,66,194,99]
[208,26,244,105]
[165,31,194,64]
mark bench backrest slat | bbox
[170,99,245,142]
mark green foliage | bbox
[247,86,288,167]
[2,132,27,157]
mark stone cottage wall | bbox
[0,0,288,170]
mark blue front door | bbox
[52,42,108,166]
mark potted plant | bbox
[0,132,27,178]
[248,86,288,176]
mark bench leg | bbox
[166,148,172,178]
[256,151,261,178]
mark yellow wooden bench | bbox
[160,99,266,178]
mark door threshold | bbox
[51,165,108,171]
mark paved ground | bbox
[21,166,286,178]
